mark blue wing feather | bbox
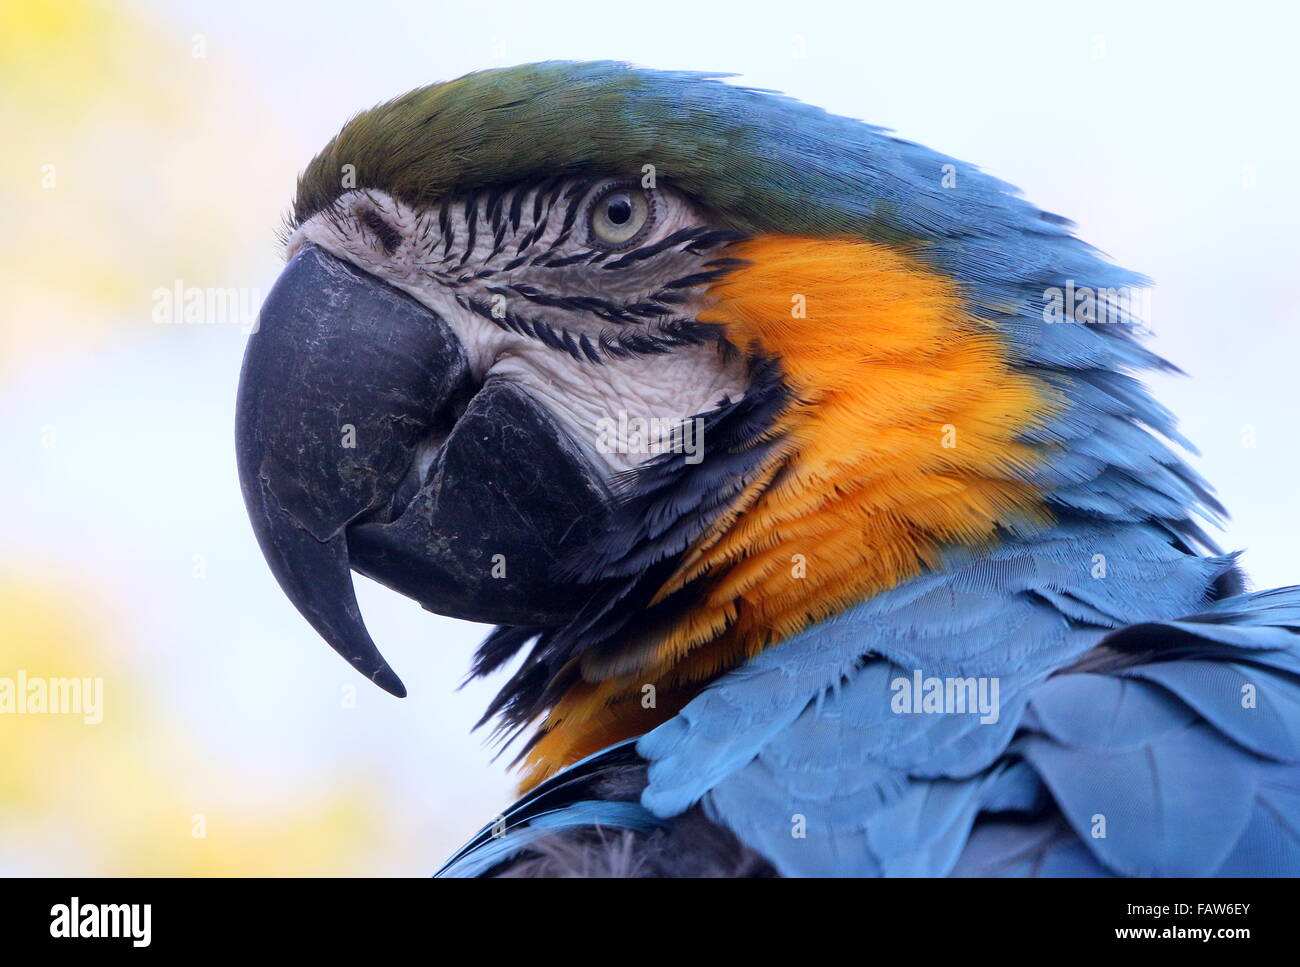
[638,581,1300,876]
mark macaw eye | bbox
[587,184,652,248]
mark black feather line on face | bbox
[456,190,480,269]
[462,294,727,363]
[438,198,455,259]
[468,352,791,749]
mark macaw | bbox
[235,61,1300,877]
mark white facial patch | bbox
[285,182,750,473]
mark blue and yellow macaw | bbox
[235,62,1300,876]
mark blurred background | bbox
[1,0,1296,874]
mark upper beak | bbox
[236,243,614,696]
[235,244,470,697]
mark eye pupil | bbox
[588,184,652,247]
[606,197,632,225]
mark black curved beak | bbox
[236,244,612,697]
[236,244,469,696]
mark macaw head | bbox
[237,61,1203,783]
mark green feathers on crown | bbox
[292,60,933,241]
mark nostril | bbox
[360,209,403,255]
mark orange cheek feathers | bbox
[519,235,1057,788]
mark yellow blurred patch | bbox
[0,574,388,875]
[0,0,289,376]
